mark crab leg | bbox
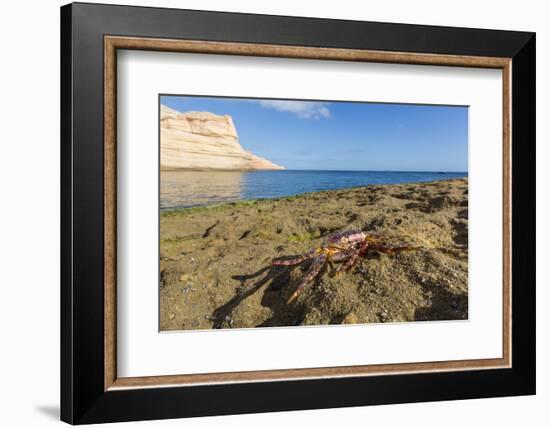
[272,248,316,266]
[335,241,369,275]
[287,253,327,304]
[373,243,416,255]
[330,248,357,275]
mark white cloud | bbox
[257,100,331,119]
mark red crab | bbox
[272,230,416,303]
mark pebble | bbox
[192,321,199,327]
[169,313,175,319]
[341,312,359,324]
[378,311,389,322]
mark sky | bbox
[160,95,468,172]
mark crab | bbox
[272,230,416,303]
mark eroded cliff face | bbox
[160,105,284,170]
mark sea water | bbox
[161,170,467,210]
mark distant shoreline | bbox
[161,177,468,213]
[161,168,468,174]
[161,166,275,172]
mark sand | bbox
[160,178,468,331]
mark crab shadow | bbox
[211,248,393,329]
[211,256,325,329]
[212,250,463,328]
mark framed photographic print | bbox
[60,2,536,424]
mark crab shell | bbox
[326,230,368,249]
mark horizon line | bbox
[253,169,468,173]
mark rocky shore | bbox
[160,178,468,331]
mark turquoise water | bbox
[161,170,467,210]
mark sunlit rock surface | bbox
[160,105,284,171]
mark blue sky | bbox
[161,95,468,172]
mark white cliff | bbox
[160,105,285,170]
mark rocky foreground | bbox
[160,178,468,331]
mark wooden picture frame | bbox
[61,2,535,424]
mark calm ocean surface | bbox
[160,170,467,210]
